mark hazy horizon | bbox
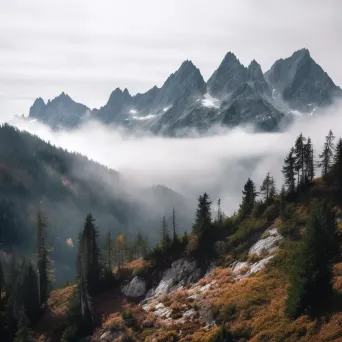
[9,100,342,216]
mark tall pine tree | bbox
[260,172,276,202]
[81,214,102,295]
[318,129,335,177]
[294,133,306,186]
[239,178,257,217]
[332,138,342,201]
[285,201,337,318]
[36,210,50,307]
[304,137,315,184]
[14,309,34,342]
[192,193,212,235]
[282,147,296,195]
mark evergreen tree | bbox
[0,260,4,299]
[81,214,102,295]
[14,309,34,342]
[332,138,342,202]
[36,210,50,306]
[115,233,127,269]
[76,232,94,327]
[239,178,257,217]
[172,207,178,241]
[161,216,171,248]
[217,199,223,224]
[304,137,315,183]
[318,129,335,177]
[192,193,212,235]
[294,133,306,185]
[21,262,40,322]
[285,202,337,318]
[134,233,148,259]
[282,147,296,194]
[260,173,276,202]
[104,231,113,271]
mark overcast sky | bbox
[1,0,341,119]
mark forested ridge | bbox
[0,124,191,284]
[1,127,342,341]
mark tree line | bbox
[0,129,341,341]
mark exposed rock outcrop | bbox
[122,276,147,298]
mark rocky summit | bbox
[29,49,342,135]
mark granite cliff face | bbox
[28,49,342,135]
[265,49,342,112]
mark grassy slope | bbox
[35,179,342,342]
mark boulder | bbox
[154,258,199,296]
[123,276,147,298]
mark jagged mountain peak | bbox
[207,52,248,98]
[265,48,341,111]
[292,47,310,58]
[107,87,132,106]
[171,59,203,82]
[32,97,45,106]
[27,48,341,134]
[248,60,263,78]
[53,92,73,103]
[154,59,206,108]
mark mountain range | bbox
[29,49,342,135]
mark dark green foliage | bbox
[14,309,34,342]
[121,310,136,327]
[104,231,113,271]
[318,130,335,177]
[252,200,267,218]
[80,214,102,295]
[192,193,212,235]
[21,262,40,322]
[263,203,279,222]
[60,324,78,342]
[285,201,338,318]
[259,172,276,203]
[61,287,93,342]
[209,324,234,342]
[304,137,315,184]
[161,216,171,248]
[282,147,296,194]
[36,210,50,306]
[239,178,257,217]
[0,260,4,298]
[218,304,237,323]
[189,193,219,265]
[294,133,306,186]
[216,199,223,224]
[332,138,342,202]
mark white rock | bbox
[100,331,111,339]
[154,258,198,296]
[123,276,147,298]
[249,255,275,274]
[232,261,249,274]
[248,227,282,256]
[153,303,171,318]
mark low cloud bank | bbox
[9,101,342,215]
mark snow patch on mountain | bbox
[202,93,220,108]
[132,114,156,121]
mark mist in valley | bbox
[9,101,342,220]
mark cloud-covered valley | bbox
[9,101,342,216]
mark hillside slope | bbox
[0,124,192,283]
